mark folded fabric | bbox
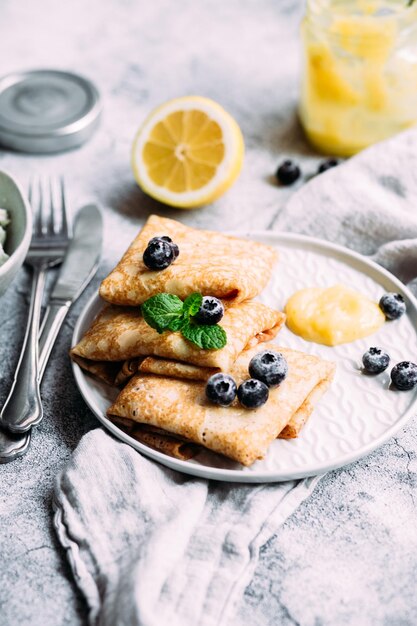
[274,128,417,292]
[107,344,335,466]
[54,432,320,626]
[99,214,278,305]
[71,300,285,371]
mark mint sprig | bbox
[142,293,184,334]
[141,292,227,350]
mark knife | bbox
[0,203,103,463]
[38,203,103,378]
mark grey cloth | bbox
[54,432,319,626]
[275,128,417,294]
[54,127,417,626]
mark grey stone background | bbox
[1,0,416,625]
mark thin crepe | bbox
[72,354,330,440]
[134,357,219,382]
[99,215,278,306]
[71,354,219,387]
[109,416,200,461]
[107,344,336,466]
[70,354,123,386]
[121,356,332,438]
[70,300,285,371]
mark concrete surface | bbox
[1,1,416,625]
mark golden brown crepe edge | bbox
[99,214,279,305]
[70,302,286,372]
[109,415,200,461]
[137,357,220,381]
[278,363,335,438]
[70,354,124,386]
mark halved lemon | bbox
[131,96,244,209]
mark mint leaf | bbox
[141,294,184,334]
[182,321,227,350]
[167,316,185,332]
[183,292,203,318]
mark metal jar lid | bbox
[0,69,101,153]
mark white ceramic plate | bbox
[72,232,417,483]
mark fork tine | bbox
[31,176,43,237]
[50,177,65,235]
[38,177,49,235]
[28,178,36,235]
[59,177,71,239]
[28,177,40,236]
[47,177,57,235]
[28,179,33,205]
[28,175,71,243]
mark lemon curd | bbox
[285,285,385,346]
[300,0,417,156]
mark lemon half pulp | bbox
[131,96,244,209]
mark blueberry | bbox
[149,235,172,243]
[391,361,417,391]
[237,379,269,409]
[379,293,406,320]
[151,236,179,258]
[170,242,180,258]
[249,350,288,387]
[195,296,224,325]
[362,347,390,374]
[205,373,237,406]
[275,160,301,186]
[317,158,339,174]
[143,237,178,270]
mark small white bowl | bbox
[0,170,32,298]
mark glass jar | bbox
[299,0,417,156]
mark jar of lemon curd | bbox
[299,0,417,156]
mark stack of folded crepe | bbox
[71,215,335,466]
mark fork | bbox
[0,177,71,434]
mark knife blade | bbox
[0,203,103,463]
[38,203,103,378]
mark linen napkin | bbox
[275,128,417,294]
[53,127,417,626]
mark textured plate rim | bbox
[71,231,417,483]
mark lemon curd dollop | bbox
[285,285,385,346]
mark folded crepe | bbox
[72,353,329,440]
[70,355,124,386]
[107,344,336,466]
[109,416,200,461]
[117,357,219,385]
[71,300,285,371]
[99,215,278,306]
[70,352,219,388]
[115,356,330,440]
